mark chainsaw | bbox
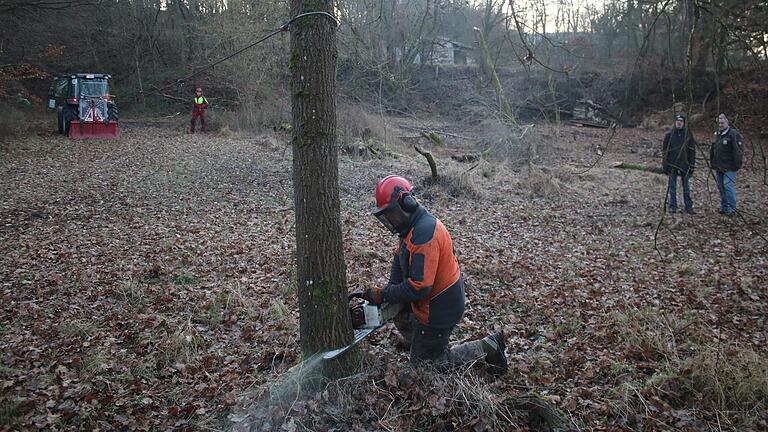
[321,293,402,360]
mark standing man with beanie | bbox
[662,114,697,214]
[190,87,208,134]
[710,113,744,215]
[358,175,508,375]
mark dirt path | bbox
[1,121,766,430]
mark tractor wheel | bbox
[107,102,119,122]
[56,107,64,134]
[62,106,77,137]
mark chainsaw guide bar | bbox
[321,300,402,360]
[322,328,378,360]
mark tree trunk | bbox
[473,27,513,121]
[290,0,356,378]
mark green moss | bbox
[312,278,341,322]
[173,272,197,285]
[294,89,311,99]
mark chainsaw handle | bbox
[348,292,364,301]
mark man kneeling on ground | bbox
[358,175,507,375]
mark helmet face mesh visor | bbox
[373,202,397,233]
[375,212,396,233]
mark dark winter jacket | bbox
[662,127,696,175]
[379,207,465,329]
[710,127,744,172]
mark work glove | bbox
[362,287,383,305]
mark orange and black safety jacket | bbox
[379,207,465,328]
[193,95,208,112]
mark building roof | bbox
[435,36,474,50]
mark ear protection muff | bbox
[390,186,418,213]
[389,186,419,212]
[399,191,419,212]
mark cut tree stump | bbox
[414,145,438,179]
[611,161,665,175]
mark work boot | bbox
[482,332,508,376]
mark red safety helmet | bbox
[373,175,417,234]
[374,175,413,210]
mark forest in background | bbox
[1,0,767,136]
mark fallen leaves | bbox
[1,122,766,430]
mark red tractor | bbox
[48,73,119,139]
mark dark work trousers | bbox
[393,309,484,369]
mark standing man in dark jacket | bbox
[710,113,744,215]
[362,175,507,375]
[190,87,209,134]
[662,114,697,214]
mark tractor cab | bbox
[48,73,119,139]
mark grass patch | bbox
[527,166,563,198]
[616,343,768,429]
[673,345,768,414]
[267,298,291,321]
[174,272,197,285]
[609,306,767,429]
[234,359,529,431]
[417,168,482,203]
[353,246,376,259]
[117,279,147,306]
[278,266,297,298]
[59,321,93,339]
[609,361,635,378]
[130,363,157,381]
[610,306,703,361]
[80,350,108,375]
[552,317,582,338]
[0,365,22,377]
[156,318,203,367]
[677,263,696,276]
[0,398,20,427]
[197,290,229,329]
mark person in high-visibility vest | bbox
[190,87,209,133]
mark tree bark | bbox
[290,0,355,378]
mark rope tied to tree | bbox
[148,11,340,97]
